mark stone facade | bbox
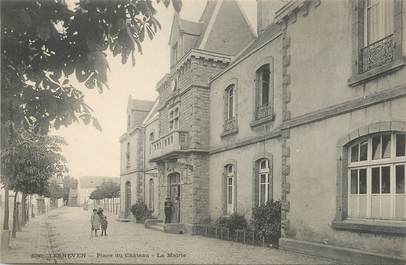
[119,97,155,219]
[121,0,406,261]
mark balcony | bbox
[221,118,238,137]
[150,131,189,161]
[360,34,394,73]
[250,103,274,128]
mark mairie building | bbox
[120,0,406,262]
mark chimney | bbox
[257,0,279,35]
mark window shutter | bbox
[223,92,228,122]
[222,169,227,215]
[269,158,273,201]
[254,72,259,108]
[253,161,259,208]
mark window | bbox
[364,0,394,45]
[348,133,406,220]
[149,132,154,154]
[254,64,273,121]
[148,179,154,211]
[256,158,272,206]
[225,85,235,121]
[127,115,131,129]
[222,84,238,135]
[224,164,235,215]
[169,106,179,131]
[126,142,130,168]
[350,0,402,85]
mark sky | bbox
[53,0,257,179]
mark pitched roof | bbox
[211,23,282,82]
[127,96,155,112]
[234,23,281,62]
[179,18,201,35]
[142,98,160,125]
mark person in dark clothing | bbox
[164,197,172,224]
[97,208,108,236]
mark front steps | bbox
[145,219,185,234]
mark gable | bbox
[198,0,256,56]
[168,15,181,46]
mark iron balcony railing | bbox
[223,118,237,132]
[360,34,394,73]
[254,103,272,120]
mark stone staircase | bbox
[148,222,165,232]
[145,219,185,234]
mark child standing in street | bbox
[98,208,108,236]
[90,208,101,237]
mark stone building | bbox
[121,0,406,262]
[119,97,159,219]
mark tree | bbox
[44,179,64,208]
[1,0,181,235]
[62,175,78,205]
[1,0,181,134]
[1,126,67,237]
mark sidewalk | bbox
[0,207,340,264]
[0,208,63,264]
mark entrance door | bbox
[169,173,180,223]
[125,181,131,218]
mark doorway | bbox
[168,173,180,223]
[125,181,131,218]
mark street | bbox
[1,207,337,264]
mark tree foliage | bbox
[44,179,64,199]
[1,0,181,134]
[0,125,68,195]
[62,175,78,202]
[89,181,120,200]
[251,200,281,245]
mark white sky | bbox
[53,0,257,179]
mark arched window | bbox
[225,85,235,121]
[149,132,154,154]
[126,142,130,168]
[256,64,270,106]
[258,159,271,205]
[254,158,272,206]
[348,132,406,220]
[224,164,235,215]
[148,179,154,211]
[254,64,273,121]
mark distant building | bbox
[78,176,119,205]
[119,97,159,218]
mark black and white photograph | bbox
[0,0,405,264]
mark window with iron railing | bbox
[349,0,403,85]
[223,84,238,134]
[254,64,273,122]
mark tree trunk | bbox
[21,193,26,225]
[3,188,9,230]
[12,191,18,238]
